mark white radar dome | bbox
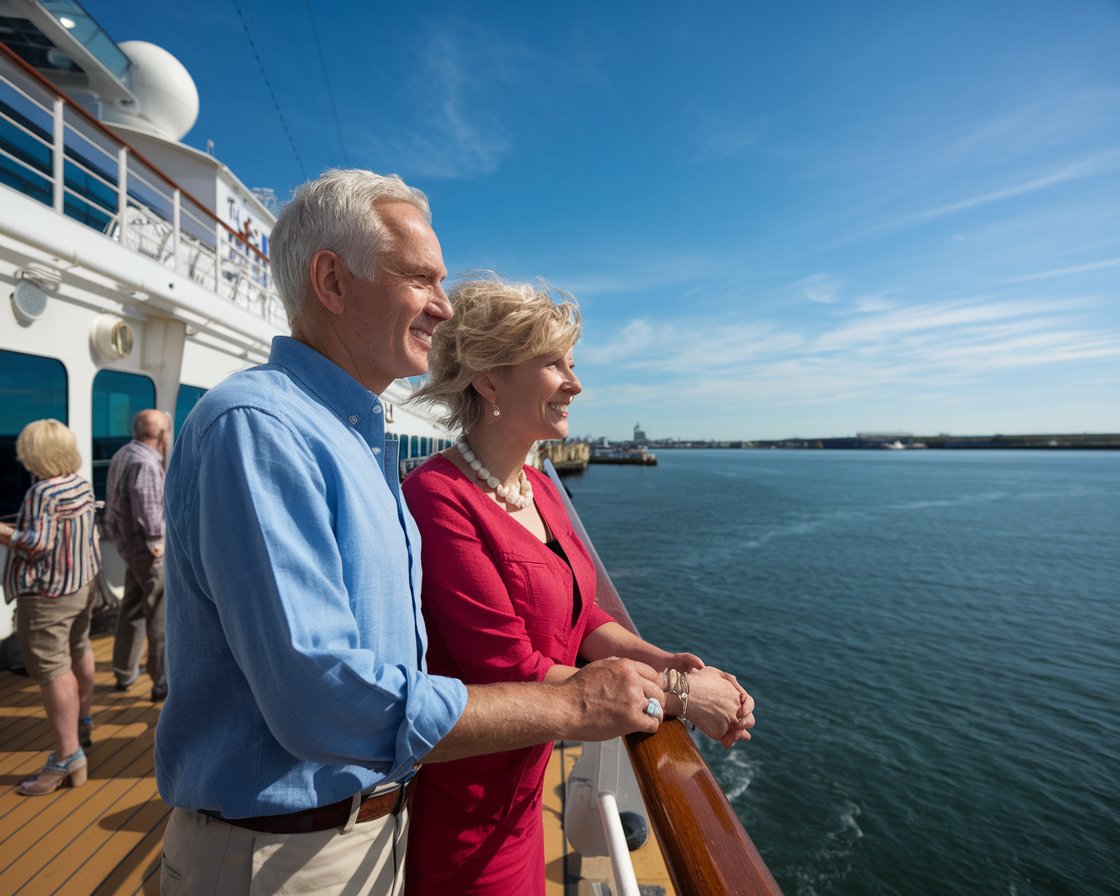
[117,41,199,140]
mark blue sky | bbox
[85,1,1120,440]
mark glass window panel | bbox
[174,384,206,437]
[91,369,154,500]
[0,350,68,518]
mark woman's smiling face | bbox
[490,350,582,443]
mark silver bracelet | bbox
[664,668,690,722]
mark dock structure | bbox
[589,446,658,466]
[537,440,590,474]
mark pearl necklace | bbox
[456,437,534,510]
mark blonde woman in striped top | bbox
[0,419,101,795]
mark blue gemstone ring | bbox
[644,697,663,718]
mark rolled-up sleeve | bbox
[10,488,52,559]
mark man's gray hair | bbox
[269,169,432,326]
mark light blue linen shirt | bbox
[155,336,467,819]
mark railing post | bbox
[51,97,64,213]
[597,791,641,896]
[172,188,181,270]
[116,147,128,245]
[214,221,223,295]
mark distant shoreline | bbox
[597,434,1120,451]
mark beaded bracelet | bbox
[664,668,690,722]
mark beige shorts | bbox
[16,583,93,683]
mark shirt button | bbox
[372,405,383,415]
[348,415,359,425]
[372,447,381,455]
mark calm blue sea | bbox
[566,449,1119,896]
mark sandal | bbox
[17,748,88,796]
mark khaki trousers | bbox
[112,553,166,689]
[160,803,409,895]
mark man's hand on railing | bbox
[559,656,666,740]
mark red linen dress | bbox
[402,455,613,896]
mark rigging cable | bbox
[231,0,309,181]
[304,0,350,166]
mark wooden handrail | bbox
[626,724,782,896]
[545,460,783,896]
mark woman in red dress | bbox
[401,276,755,896]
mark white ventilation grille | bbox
[11,280,48,322]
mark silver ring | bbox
[644,697,663,718]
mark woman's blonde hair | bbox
[410,274,582,434]
[15,419,83,479]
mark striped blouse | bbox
[3,473,100,599]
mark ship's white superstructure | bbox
[0,1,450,639]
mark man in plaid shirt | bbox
[104,409,171,701]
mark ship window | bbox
[0,103,52,204]
[91,370,155,501]
[0,350,68,519]
[410,436,420,458]
[175,384,207,437]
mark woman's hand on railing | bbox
[673,666,756,748]
[663,651,705,673]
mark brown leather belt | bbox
[211,778,414,835]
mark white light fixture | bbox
[91,315,136,361]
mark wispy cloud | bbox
[876,152,1120,232]
[540,247,731,302]
[690,119,768,161]
[356,21,532,180]
[943,89,1120,166]
[579,295,1120,413]
[799,86,1120,252]
[1001,257,1120,284]
[795,273,840,304]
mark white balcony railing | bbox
[0,43,285,327]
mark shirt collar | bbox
[268,336,382,424]
[130,440,163,462]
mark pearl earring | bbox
[492,404,501,418]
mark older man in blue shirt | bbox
[156,169,665,895]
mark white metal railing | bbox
[597,790,641,896]
[564,737,649,896]
[0,45,286,326]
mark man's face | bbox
[341,201,451,392]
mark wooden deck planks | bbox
[0,633,164,895]
[543,740,579,896]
